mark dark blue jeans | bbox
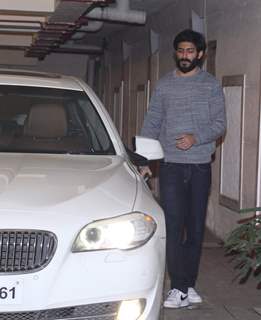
[159,162,211,293]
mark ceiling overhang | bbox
[0,0,110,60]
[0,0,148,61]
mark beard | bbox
[175,56,200,73]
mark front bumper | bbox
[0,236,165,320]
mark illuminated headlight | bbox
[72,213,156,251]
[117,299,146,320]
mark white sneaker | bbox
[188,287,202,303]
[163,288,189,308]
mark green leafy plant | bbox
[224,207,261,287]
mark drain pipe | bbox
[72,20,103,40]
[78,20,103,32]
[87,58,95,87]
[86,0,146,24]
[60,41,103,54]
[70,0,146,43]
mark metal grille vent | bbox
[0,230,57,273]
[0,301,120,320]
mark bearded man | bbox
[140,29,226,308]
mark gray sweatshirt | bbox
[141,69,226,163]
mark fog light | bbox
[117,299,145,320]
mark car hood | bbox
[0,153,137,217]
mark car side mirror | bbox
[125,136,164,167]
[133,136,164,161]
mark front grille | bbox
[0,302,120,320]
[0,230,57,273]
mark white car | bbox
[0,69,166,320]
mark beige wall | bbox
[0,50,88,80]
[206,0,261,239]
[103,0,204,141]
[101,0,261,240]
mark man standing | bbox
[140,29,226,308]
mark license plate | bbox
[0,279,23,304]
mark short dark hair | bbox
[173,29,206,54]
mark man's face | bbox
[175,41,203,73]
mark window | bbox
[0,85,115,155]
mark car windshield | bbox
[0,85,115,155]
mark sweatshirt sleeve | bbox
[194,82,226,145]
[140,85,163,139]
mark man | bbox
[140,29,226,308]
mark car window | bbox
[0,85,115,155]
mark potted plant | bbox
[224,207,261,287]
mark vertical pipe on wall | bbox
[87,58,95,88]
[256,65,261,212]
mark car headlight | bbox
[117,299,146,320]
[72,212,156,252]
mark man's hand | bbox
[139,166,152,181]
[176,134,196,150]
